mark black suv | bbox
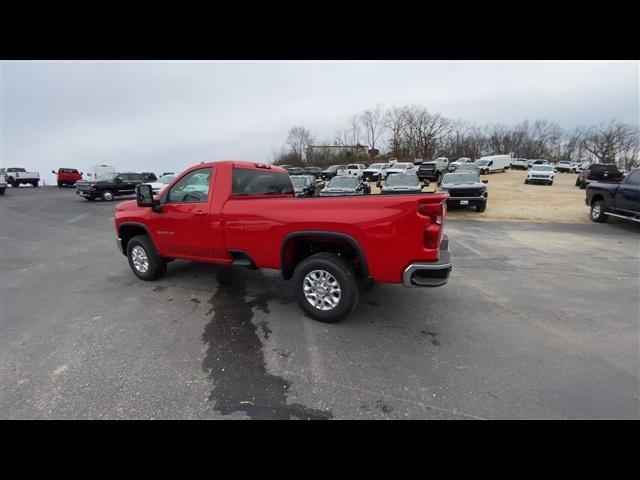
[76,172,146,201]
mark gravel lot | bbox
[370,169,590,223]
[1,186,639,419]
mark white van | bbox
[86,165,116,181]
[476,155,511,174]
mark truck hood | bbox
[440,182,486,189]
[115,200,139,211]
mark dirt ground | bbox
[369,170,590,223]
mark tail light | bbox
[419,200,445,250]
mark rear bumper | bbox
[402,235,452,288]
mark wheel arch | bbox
[280,231,372,286]
[118,222,158,256]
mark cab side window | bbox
[168,168,212,203]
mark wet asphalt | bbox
[1,186,639,419]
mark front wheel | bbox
[126,235,167,280]
[476,203,487,212]
[57,181,63,188]
[101,189,115,201]
[292,252,359,323]
[590,201,608,223]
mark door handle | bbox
[194,210,206,217]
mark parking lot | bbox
[1,186,639,419]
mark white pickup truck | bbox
[0,173,7,195]
[0,167,40,187]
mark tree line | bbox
[272,104,639,170]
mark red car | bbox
[53,168,83,187]
[114,161,452,322]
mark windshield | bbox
[99,172,118,181]
[158,175,176,184]
[368,163,385,169]
[443,172,480,184]
[328,177,358,188]
[326,165,346,172]
[385,174,419,187]
[290,176,311,188]
[393,163,410,169]
[531,165,553,172]
[476,160,489,166]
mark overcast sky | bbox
[1,61,638,182]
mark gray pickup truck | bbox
[586,167,640,223]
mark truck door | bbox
[149,167,215,259]
[615,170,640,215]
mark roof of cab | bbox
[191,160,287,173]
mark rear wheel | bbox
[126,235,167,280]
[590,200,608,223]
[57,181,63,188]
[292,252,359,323]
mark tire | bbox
[0,188,5,195]
[101,189,115,201]
[126,235,167,280]
[292,252,359,323]
[57,181,63,188]
[575,177,580,186]
[549,181,553,186]
[524,179,529,184]
[8,177,17,187]
[32,181,38,188]
[476,203,486,212]
[590,200,608,223]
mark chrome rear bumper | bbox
[403,235,452,287]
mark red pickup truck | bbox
[114,161,452,322]
[53,168,83,187]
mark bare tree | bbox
[582,120,638,164]
[360,104,386,151]
[384,105,408,159]
[286,126,314,163]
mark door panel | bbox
[149,167,216,260]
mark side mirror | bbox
[136,184,160,210]
[51,170,56,174]
[482,180,488,184]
